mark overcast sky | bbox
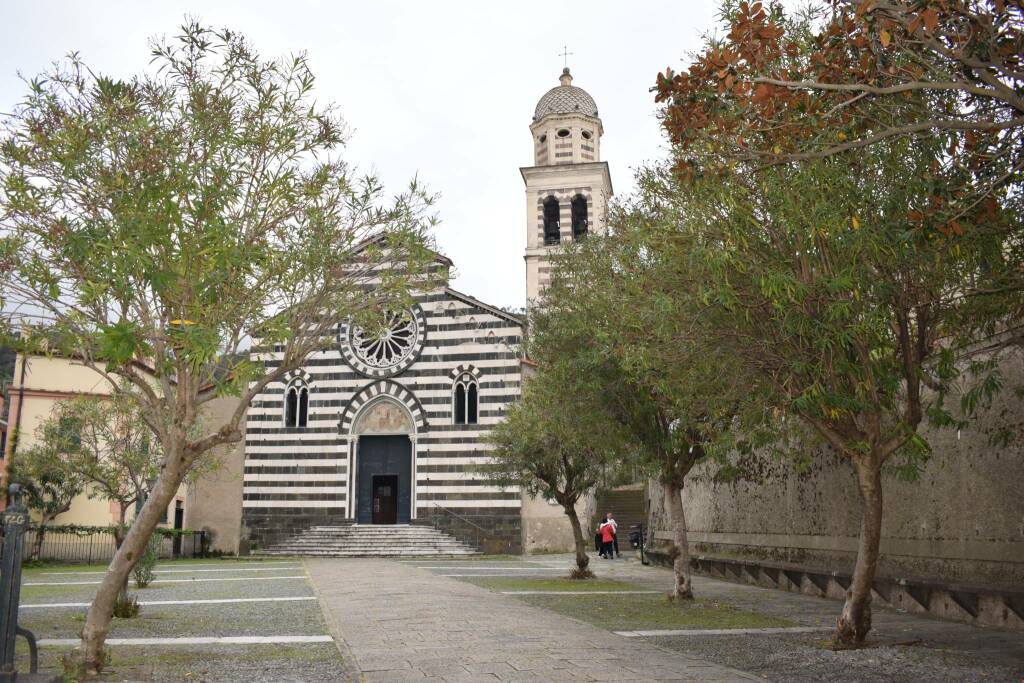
[1,1,721,310]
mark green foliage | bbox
[651,1,1024,474]
[8,441,84,528]
[640,127,1022,475]
[0,19,435,490]
[112,592,140,619]
[486,360,627,507]
[0,25,436,658]
[18,396,164,531]
[527,210,774,489]
[132,536,161,588]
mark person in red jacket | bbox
[599,519,616,560]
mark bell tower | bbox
[521,67,613,306]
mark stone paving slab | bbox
[306,558,761,682]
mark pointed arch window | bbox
[453,374,479,425]
[571,195,588,239]
[543,196,561,245]
[284,380,309,428]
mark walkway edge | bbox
[303,558,364,683]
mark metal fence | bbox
[20,528,208,564]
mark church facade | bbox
[241,68,611,553]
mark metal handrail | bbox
[431,503,487,533]
[429,503,487,552]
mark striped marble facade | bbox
[242,286,523,528]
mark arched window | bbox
[454,383,466,425]
[543,196,560,245]
[453,374,478,425]
[571,195,588,239]
[573,194,589,240]
[467,383,478,424]
[284,381,309,428]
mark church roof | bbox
[444,287,523,326]
[533,68,599,122]
[352,232,453,268]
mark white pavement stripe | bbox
[25,575,306,586]
[417,566,552,570]
[437,573,562,577]
[614,627,833,637]
[37,635,334,647]
[501,590,661,595]
[40,565,300,576]
[21,597,317,609]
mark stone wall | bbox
[520,491,595,554]
[414,507,522,554]
[185,397,247,554]
[242,508,352,551]
[649,357,1024,588]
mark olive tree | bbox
[529,223,770,600]
[44,396,164,551]
[0,23,434,673]
[651,139,1022,644]
[487,331,630,579]
[8,417,86,560]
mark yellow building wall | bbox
[7,354,186,528]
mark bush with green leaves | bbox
[132,535,161,588]
[112,592,139,619]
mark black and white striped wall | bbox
[242,286,523,543]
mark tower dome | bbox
[533,68,599,121]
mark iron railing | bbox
[21,527,208,564]
[425,503,489,552]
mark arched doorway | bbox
[351,397,415,524]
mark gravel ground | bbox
[650,631,1024,683]
[13,559,350,682]
[20,571,310,603]
[20,643,349,683]
[19,600,330,639]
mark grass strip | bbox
[518,592,796,632]
[463,577,641,592]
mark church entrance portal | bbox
[356,435,412,524]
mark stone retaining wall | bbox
[648,355,1024,589]
[414,507,522,554]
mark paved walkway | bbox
[306,558,761,682]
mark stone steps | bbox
[255,523,480,558]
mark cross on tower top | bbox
[559,45,574,69]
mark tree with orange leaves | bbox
[651,0,1023,648]
[656,0,1023,240]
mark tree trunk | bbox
[563,504,593,579]
[835,455,884,647]
[114,518,130,598]
[32,523,47,561]
[80,456,185,675]
[663,479,693,600]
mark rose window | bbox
[351,311,417,369]
[341,305,426,378]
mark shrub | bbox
[112,592,139,619]
[132,536,161,588]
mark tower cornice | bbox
[519,161,613,197]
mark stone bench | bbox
[645,549,1024,630]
